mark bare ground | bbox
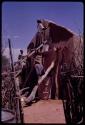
[23,99,66,124]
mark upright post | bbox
[8,38,24,123]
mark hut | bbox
[27,19,83,100]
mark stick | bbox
[20,87,30,94]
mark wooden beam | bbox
[24,61,55,103]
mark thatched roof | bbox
[27,19,83,74]
[27,19,75,50]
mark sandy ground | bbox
[23,99,66,123]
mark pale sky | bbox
[2,2,83,61]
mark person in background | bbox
[34,55,45,77]
[35,20,47,49]
[18,49,26,69]
[20,49,23,57]
[37,20,46,32]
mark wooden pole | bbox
[8,38,14,72]
[8,38,24,123]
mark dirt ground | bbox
[23,99,66,123]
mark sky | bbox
[2,2,83,61]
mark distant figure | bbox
[35,19,47,48]
[18,49,25,69]
[37,20,45,32]
[34,55,45,77]
[18,49,23,61]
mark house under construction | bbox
[1,19,83,124]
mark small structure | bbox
[27,19,83,99]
